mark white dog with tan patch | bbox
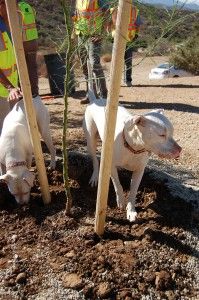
[0,96,56,205]
[83,95,181,222]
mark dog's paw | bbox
[89,173,98,187]
[126,210,137,222]
[49,161,56,170]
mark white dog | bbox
[0,96,56,205]
[83,95,182,222]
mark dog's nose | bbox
[173,144,182,158]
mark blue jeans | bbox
[78,35,107,98]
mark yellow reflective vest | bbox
[74,0,104,36]
[111,6,140,42]
[0,2,38,98]
[0,19,18,98]
[18,1,38,41]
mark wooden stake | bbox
[95,0,132,235]
[5,0,51,204]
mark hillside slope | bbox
[27,0,198,51]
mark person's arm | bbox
[0,68,22,101]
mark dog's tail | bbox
[87,59,97,104]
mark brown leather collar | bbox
[122,129,150,155]
[6,161,27,171]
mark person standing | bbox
[0,0,39,133]
[73,0,110,104]
[111,3,142,87]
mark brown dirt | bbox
[0,56,198,300]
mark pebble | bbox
[15,272,27,284]
[61,273,83,289]
[96,282,112,298]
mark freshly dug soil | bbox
[0,56,198,299]
[0,154,198,300]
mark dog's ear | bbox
[23,170,35,187]
[0,173,11,184]
[125,115,146,129]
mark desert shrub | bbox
[147,38,173,56]
[170,34,199,75]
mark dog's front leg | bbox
[111,167,125,209]
[0,163,6,175]
[126,168,145,222]
[37,105,56,170]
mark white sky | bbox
[186,0,199,3]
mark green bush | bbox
[170,35,199,75]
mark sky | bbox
[184,0,199,3]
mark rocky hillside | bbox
[27,0,198,52]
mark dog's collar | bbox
[122,129,150,155]
[6,161,27,171]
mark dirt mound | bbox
[0,153,198,300]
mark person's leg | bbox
[124,44,133,86]
[78,35,89,83]
[89,39,107,98]
[78,35,92,103]
[0,97,10,134]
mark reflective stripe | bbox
[0,64,17,78]
[23,23,36,29]
[111,6,139,41]
[18,1,38,41]
[128,7,139,31]
[128,25,138,30]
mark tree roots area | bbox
[0,151,198,300]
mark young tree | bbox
[59,0,74,214]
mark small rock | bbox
[15,272,27,284]
[96,282,112,299]
[155,270,173,290]
[62,273,83,289]
[65,250,75,258]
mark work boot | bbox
[124,81,132,87]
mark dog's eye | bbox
[159,134,166,138]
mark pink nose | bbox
[174,144,182,158]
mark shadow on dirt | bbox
[120,101,199,114]
[133,84,199,89]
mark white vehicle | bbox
[149,63,192,79]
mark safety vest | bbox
[74,0,103,36]
[18,1,38,41]
[128,6,140,41]
[111,6,140,42]
[0,19,18,98]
